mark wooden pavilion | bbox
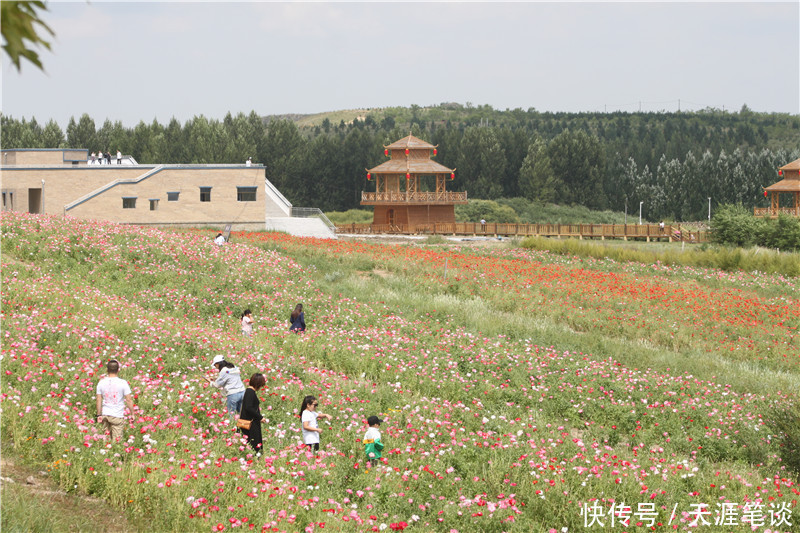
[361,135,467,227]
[756,157,800,217]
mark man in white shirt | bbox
[96,360,134,441]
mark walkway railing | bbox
[335,222,711,242]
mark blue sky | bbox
[2,1,798,128]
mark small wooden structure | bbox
[756,157,800,217]
[361,135,467,227]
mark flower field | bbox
[1,211,798,532]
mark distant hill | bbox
[263,103,800,151]
[263,109,373,128]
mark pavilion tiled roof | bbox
[368,159,453,174]
[369,134,453,174]
[385,135,435,150]
[764,157,800,191]
[765,178,800,192]
[779,157,800,172]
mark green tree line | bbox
[2,104,798,220]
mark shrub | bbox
[325,209,373,225]
[455,199,519,223]
[711,203,760,247]
[758,213,800,251]
[495,197,628,224]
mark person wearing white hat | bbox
[206,355,245,421]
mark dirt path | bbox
[1,451,134,532]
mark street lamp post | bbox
[708,197,711,224]
[639,201,643,225]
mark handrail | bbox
[64,165,165,212]
[264,178,292,216]
[291,207,335,232]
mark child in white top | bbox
[300,395,331,452]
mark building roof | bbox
[779,157,800,172]
[385,135,436,150]
[765,178,800,192]
[764,157,800,191]
[368,159,453,174]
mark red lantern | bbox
[384,149,389,157]
[779,170,783,176]
[367,173,371,181]
[764,190,768,197]
[450,172,455,180]
[405,148,410,155]
[406,173,411,180]
[433,148,438,156]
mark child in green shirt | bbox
[363,415,384,468]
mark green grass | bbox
[520,235,800,276]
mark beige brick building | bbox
[1,148,291,230]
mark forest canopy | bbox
[2,104,798,222]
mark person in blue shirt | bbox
[289,303,305,333]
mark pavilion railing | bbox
[754,207,800,217]
[335,222,711,242]
[361,191,468,204]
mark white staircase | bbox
[64,165,164,213]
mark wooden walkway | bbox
[336,222,711,243]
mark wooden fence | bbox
[335,222,711,243]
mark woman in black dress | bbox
[240,373,265,452]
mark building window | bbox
[237,187,257,202]
[149,199,159,211]
[122,197,137,209]
[1,190,13,211]
[200,187,212,202]
[167,191,180,202]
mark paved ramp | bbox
[264,217,337,239]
